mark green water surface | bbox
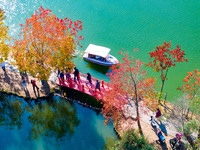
[1,0,200,101]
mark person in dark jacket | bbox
[86,73,92,86]
[95,80,101,91]
[73,67,79,82]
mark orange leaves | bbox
[178,69,200,101]
[12,6,83,80]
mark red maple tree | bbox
[12,6,83,80]
[178,69,200,114]
[102,51,158,135]
[146,41,188,103]
[177,69,200,146]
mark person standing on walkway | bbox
[86,73,92,86]
[60,72,64,84]
[57,69,60,77]
[155,108,161,121]
[150,116,156,128]
[95,80,101,91]
[73,67,79,82]
[65,72,71,81]
[22,76,27,91]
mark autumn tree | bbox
[102,51,158,136]
[0,8,10,62]
[178,69,200,148]
[12,6,83,80]
[146,41,188,103]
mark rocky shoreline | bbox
[0,62,193,150]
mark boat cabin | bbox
[83,44,119,66]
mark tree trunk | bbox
[136,105,143,136]
[158,79,165,104]
[184,132,196,149]
[159,69,168,104]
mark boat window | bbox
[88,54,95,58]
[96,56,100,59]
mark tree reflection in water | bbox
[0,93,24,129]
[27,96,80,140]
[0,94,80,141]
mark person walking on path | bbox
[95,80,101,91]
[65,72,71,81]
[60,72,64,84]
[73,67,79,82]
[170,132,184,149]
[86,73,92,86]
[150,116,156,128]
[57,69,60,77]
[31,79,39,91]
[22,76,28,91]
[31,79,39,97]
[155,108,162,121]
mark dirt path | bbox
[115,117,175,150]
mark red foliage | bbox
[146,41,188,74]
[146,41,188,102]
[178,69,200,100]
[102,51,158,125]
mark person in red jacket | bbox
[31,79,39,91]
[155,108,161,121]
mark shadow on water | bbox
[85,61,110,74]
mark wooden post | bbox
[82,84,85,92]
[102,80,104,89]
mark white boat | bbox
[83,44,119,66]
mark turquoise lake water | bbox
[0,94,116,150]
[0,0,199,149]
[1,0,199,102]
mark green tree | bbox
[104,129,156,150]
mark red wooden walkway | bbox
[58,73,108,100]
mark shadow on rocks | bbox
[41,80,50,95]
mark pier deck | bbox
[58,73,108,100]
